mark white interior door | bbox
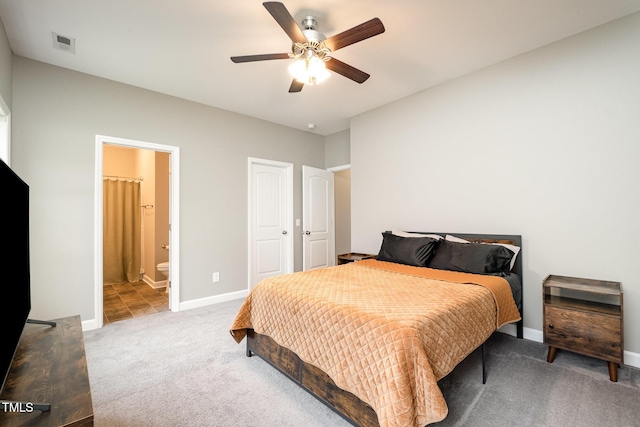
[303,166,335,270]
[249,159,293,288]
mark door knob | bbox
[304,231,311,235]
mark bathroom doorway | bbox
[94,135,180,328]
[102,145,169,324]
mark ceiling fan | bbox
[230,2,385,93]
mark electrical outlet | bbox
[212,272,220,283]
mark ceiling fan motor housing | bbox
[301,16,324,40]
[289,16,330,61]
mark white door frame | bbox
[94,135,181,329]
[328,164,350,173]
[0,93,11,165]
[247,157,294,289]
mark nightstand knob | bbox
[548,324,554,329]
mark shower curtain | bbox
[103,178,142,284]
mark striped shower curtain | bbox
[103,178,142,284]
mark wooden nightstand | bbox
[337,253,376,265]
[543,275,623,382]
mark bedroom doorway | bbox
[0,94,10,164]
[94,135,181,329]
[247,157,294,289]
[330,165,351,260]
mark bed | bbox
[230,232,523,427]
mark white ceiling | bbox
[1,1,639,136]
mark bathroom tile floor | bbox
[103,280,169,325]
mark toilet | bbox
[157,261,169,279]
[157,261,169,293]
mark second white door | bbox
[302,166,335,270]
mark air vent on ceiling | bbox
[52,32,76,54]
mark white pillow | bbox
[495,243,521,270]
[445,234,520,270]
[392,229,443,240]
[444,234,469,243]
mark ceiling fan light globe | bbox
[288,56,330,85]
[288,59,307,81]
[309,59,331,84]
[307,55,325,72]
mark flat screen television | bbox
[0,158,31,395]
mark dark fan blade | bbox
[325,58,370,83]
[231,53,290,63]
[289,80,304,93]
[263,2,307,44]
[324,18,385,52]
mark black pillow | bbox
[428,240,513,275]
[426,239,457,270]
[376,232,439,267]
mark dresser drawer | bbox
[544,305,622,362]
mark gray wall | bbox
[11,57,325,323]
[325,129,350,168]
[351,12,640,354]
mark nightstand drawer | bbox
[544,305,622,362]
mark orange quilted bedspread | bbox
[230,259,521,427]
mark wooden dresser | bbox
[543,275,623,381]
[0,315,94,426]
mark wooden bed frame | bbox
[245,233,523,427]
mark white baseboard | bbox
[624,350,640,369]
[523,327,544,343]
[82,318,100,331]
[497,325,639,369]
[496,324,542,342]
[179,289,248,311]
[142,274,167,289]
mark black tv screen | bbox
[0,158,30,394]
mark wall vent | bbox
[52,32,76,54]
